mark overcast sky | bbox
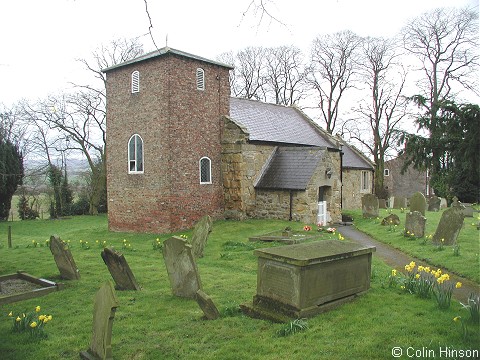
[0,0,478,106]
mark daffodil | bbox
[35,306,40,313]
[415,274,420,279]
[8,311,12,317]
[30,321,37,328]
[391,269,397,277]
[453,316,461,322]
[16,317,21,322]
[455,282,462,289]
[38,315,45,321]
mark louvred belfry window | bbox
[131,70,140,93]
[196,68,205,90]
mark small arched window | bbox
[131,70,140,93]
[199,157,211,184]
[196,68,205,91]
[128,134,144,173]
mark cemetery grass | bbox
[344,208,480,283]
[0,216,478,360]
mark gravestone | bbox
[49,235,80,280]
[362,194,379,218]
[404,211,427,238]
[432,205,465,246]
[409,192,426,216]
[428,195,441,212]
[440,197,448,209]
[195,289,220,320]
[461,203,474,217]
[378,199,387,209]
[388,197,395,208]
[190,215,213,258]
[393,196,407,209]
[381,213,400,226]
[80,281,119,360]
[163,236,202,298]
[101,248,140,291]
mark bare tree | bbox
[263,45,307,105]
[402,7,479,118]
[307,30,362,134]
[349,37,409,198]
[229,47,268,101]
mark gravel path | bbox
[337,224,480,303]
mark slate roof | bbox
[103,46,233,73]
[255,147,324,190]
[229,98,337,149]
[337,138,375,170]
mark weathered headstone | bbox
[432,206,465,246]
[409,192,426,216]
[80,281,119,360]
[101,248,140,291]
[190,215,213,258]
[404,211,427,238]
[440,197,448,209]
[428,195,441,212]
[362,194,379,218]
[388,196,395,208]
[195,289,220,320]
[49,235,80,280]
[381,213,400,226]
[163,236,202,298]
[393,196,407,209]
[378,199,387,209]
[461,203,474,217]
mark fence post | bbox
[8,225,12,248]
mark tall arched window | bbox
[131,70,140,93]
[196,68,205,90]
[128,134,144,173]
[199,157,211,184]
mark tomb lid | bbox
[254,240,375,266]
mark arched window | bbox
[199,157,211,184]
[196,68,205,90]
[128,134,144,173]
[131,70,140,93]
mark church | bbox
[103,47,352,234]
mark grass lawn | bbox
[0,215,479,360]
[343,208,480,283]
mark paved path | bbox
[337,224,480,303]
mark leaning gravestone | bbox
[163,236,202,298]
[80,281,119,360]
[101,248,140,291]
[362,194,379,218]
[440,197,448,209]
[409,192,426,216]
[461,203,474,217]
[190,215,213,258]
[404,211,427,238]
[432,205,465,246]
[195,289,220,320]
[428,195,441,212]
[393,196,407,209]
[49,235,80,280]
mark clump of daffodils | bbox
[8,305,53,339]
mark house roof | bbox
[102,46,234,73]
[337,137,375,170]
[229,98,338,149]
[255,147,324,190]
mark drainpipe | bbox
[339,145,344,210]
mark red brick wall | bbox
[106,53,230,233]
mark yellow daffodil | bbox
[415,274,420,279]
[38,315,45,321]
[391,269,397,277]
[35,306,40,313]
[16,317,21,322]
[455,282,462,289]
[30,321,37,328]
[418,265,424,272]
[47,315,52,321]
[453,316,460,322]
[424,267,430,273]
[8,311,12,317]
